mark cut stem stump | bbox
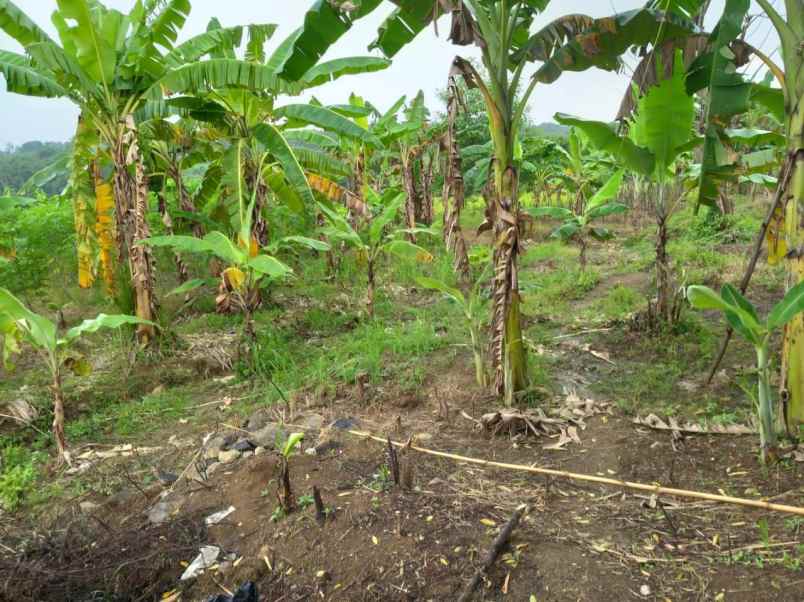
[348,430,804,517]
[458,504,527,602]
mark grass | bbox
[0,193,790,513]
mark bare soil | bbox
[3,346,802,602]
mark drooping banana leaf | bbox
[693,0,752,211]
[533,9,699,85]
[0,50,66,98]
[0,0,55,47]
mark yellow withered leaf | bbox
[94,176,116,295]
[223,267,247,291]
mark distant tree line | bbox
[0,141,71,196]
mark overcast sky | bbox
[0,1,783,146]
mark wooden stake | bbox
[313,486,326,525]
[458,504,527,602]
[347,430,804,517]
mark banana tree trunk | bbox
[442,77,471,284]
[51,368,68,465]
[366,258,375,318]
[782,104,804,435]
[401,150,419,240]
[491,163,528,404]
[113,116,156,344]
[420,152,434,226]
[656,213,672,322]
[171,166,205,239]
[157,193,189,284]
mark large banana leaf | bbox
[149,0,191,51]
[0,50,66,98]
[629,51,695,179]
[163,26,256,70]
[145,59,282,100]
[370,1,451,58]
[283,129,339,149]
[54,0,119,89]
[554,115,655,176]
[0,0,54,46]
[693,0,752,210]
[143,232,247,266]
[275,0,383,80]
[533,9,698,85]
[252,123,316,208]
[275,104,383,148]
[298,56,391,89]
[0,287,57,353]
[290,146,350,179]
[64,314,156,343]
[27,41,98,98]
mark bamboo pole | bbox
[347,430,804,517]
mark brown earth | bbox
[3,346,802,602]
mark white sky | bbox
[0,1,783,146]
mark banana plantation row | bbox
[0,0,802,469]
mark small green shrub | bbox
[0,444,44,511]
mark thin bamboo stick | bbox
[347,430,804,517]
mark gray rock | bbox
[248,423,281,448]
[330,417,359,430]
[147,498,182,525]
[245,409,273,431]
[79,501,100,514]
[218,449,241,464]
[299,414,325,430]
[232,438,255,452]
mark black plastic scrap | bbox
[205,581,258,602]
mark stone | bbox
[299,414,325,430]
[245,409,273,431]
[218,449,241,464]
[254,446,268,456]
[203,447,220,461]
[147,498,182,525]
[232,438,255,452]
[79,501,100,514]
[248,423,281,448]
[242,451,254,459]
[330,417,359,430]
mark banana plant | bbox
[687,282,804,463]
[0,288,154,465]
[141,22,388,254]
[318,190,433,317]
[279,0,699,404]
[557,51,701,325]
[531,170,627,270]
[142,177,328,325]
[692,0,804,435]
[0,0,256,343]
[417,265,492,387]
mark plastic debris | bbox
[205,581,258,602]
[180,545,220,581]
[205,506,236,526]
